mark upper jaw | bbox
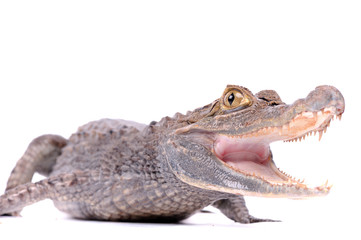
[221,105,341,143]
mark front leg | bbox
[212,196,278,224]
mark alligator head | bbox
[162,85,344,198]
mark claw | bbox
[248,215,281,223]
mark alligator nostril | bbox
[305,85,345,113]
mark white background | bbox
[0,1,360,239]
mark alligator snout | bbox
[305,85,345,115]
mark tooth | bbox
[318,131,323,141]
[337,114,342,121]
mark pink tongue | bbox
[215,136,270,164]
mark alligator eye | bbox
[223,89,252,110]
[228,93,235,105]
[224,90,243,108]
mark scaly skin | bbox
[0,85,345,223]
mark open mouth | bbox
[213,107,342,194]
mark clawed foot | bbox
[245,215,280,224]
[1,211,21,217]
[212,197,281,224]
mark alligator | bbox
[0,85,344,224]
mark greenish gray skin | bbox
[0,85,344,224]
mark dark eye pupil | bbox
[228,93,234,105]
